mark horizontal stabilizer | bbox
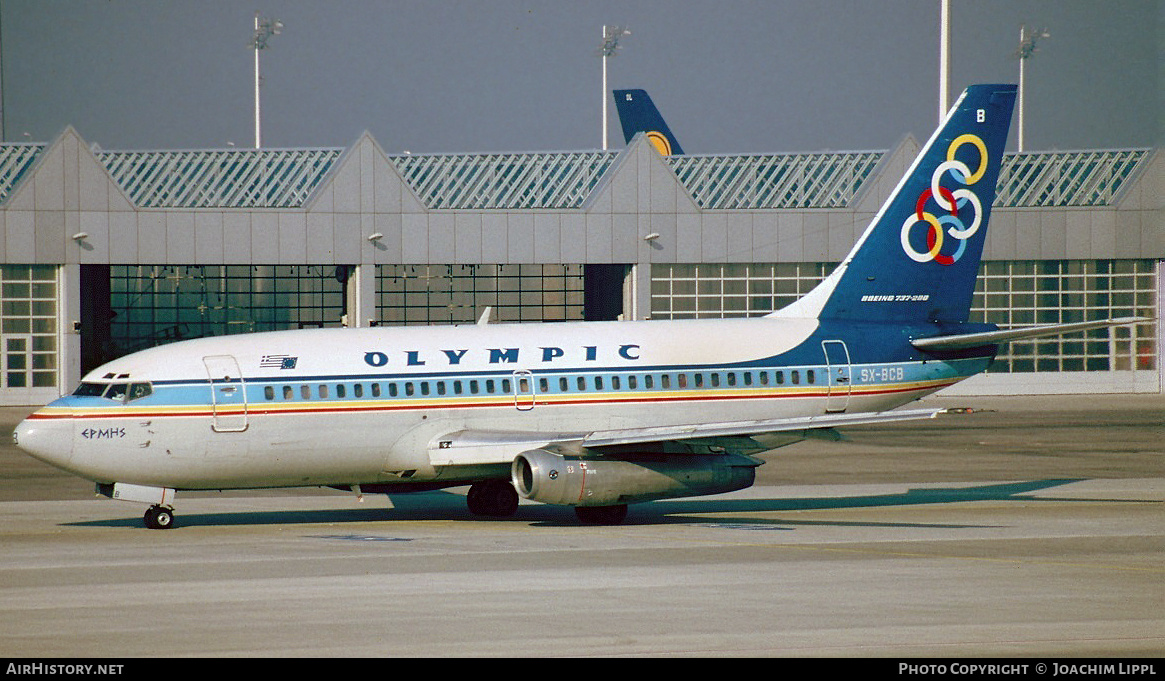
[910,317,1149,351]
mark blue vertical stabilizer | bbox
[773,84,1017,324]
[613,89,685,155]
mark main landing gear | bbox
[466,480,519,517]
[143,505,175,530]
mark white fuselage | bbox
[15,316,977,492]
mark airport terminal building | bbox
[0,126,1158,405]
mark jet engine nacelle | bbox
[511,447,759,507]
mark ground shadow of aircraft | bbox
[64,478,1140,531]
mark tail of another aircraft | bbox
[613,89,685,155]
[772,84,1017,324]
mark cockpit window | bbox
[127,383,152,401]
[104,384,129,401]
[71,382,152,402]
[73,382,107,397]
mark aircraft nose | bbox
[14,409,74,470]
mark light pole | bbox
[599,25,630,150]
[251,12,284,149]
[1015,24,1049,152]
[939,0,950,123]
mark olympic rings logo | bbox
[900,134,989,265]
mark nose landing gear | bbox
[97,483,179,530]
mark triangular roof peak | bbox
[5,126,135,213]
[583,133,699,214]
[305,130,426,214]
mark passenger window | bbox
[577,377,586,391]
[660,374,670,389]
[336,384,346,398]
[470,380,479,395]
[727,373,736,387]
[595,376,603,391]
[264,386,275,401]
[454,381,463,395]
[283,386,293,400]
[807,370,815,384]
[301,385,311,399]
[792,371,800,385]
[628,375,637,389]
[644,375,653,389]
[318,385,328,399]
[710,374,720,388]
[759,372,769,386]
[559,377,568,392]
[486,380,496,394]
[677,374,687,389]
[612,376,620,390]
[371,383,381,397]
[354,384,363,398]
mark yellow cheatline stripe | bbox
[39,378,959,419]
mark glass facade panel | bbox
[0,265,57,389]
[650,263,834,319]
[652,260,1158,374]
[109,265,345,356]
[969,259,1157,372]
[376,264,584,325]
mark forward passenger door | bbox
[203,355,248,432]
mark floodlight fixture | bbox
[1015,25,1050,60]
[598,25,631,150]
[1015,24,1050,152]
[600,24,631,57]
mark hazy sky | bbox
[2,0,1159,154]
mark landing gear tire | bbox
[466,480,519,517]
[575,504,628,525]
[144,505,175,530]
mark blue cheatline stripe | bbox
[52,357,985,418]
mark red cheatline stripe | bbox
[26,380,959,421]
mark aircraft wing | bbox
[911,317,1149,351]
[429,408,942,466]
[579,408,941,447]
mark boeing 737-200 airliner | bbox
[14,85,1143,528]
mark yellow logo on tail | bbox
[646,131,672,156]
